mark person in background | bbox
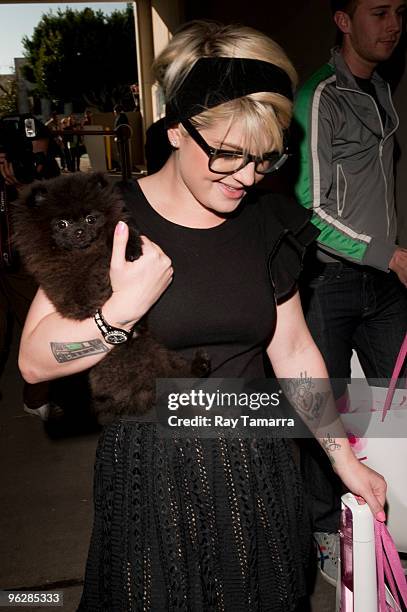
[78,109,92,168]
[66,114,84,172]
[45,111,66,172]
[81,109,93,127]
[45,111,59,131]
[294,0,407,586]
[0,114,63,421]
[113,104,129,129]
[113,104,130,172]
[60,116,74,172]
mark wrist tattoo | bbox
[281,372,330,423]
[50,339,109,363]
[321,433,342,465]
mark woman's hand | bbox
[333,454,387,521]
[104,221,173,326]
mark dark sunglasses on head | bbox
[181,119,289,175]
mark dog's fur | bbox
[13,172,210,423]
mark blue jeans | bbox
[300,259,407,532]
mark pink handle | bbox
[375,520,407,610]
[376,522,387,611]
[382,333,407,422]
[383,551,400,609]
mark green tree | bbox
[22,5,138,111]
[0,77,18,116]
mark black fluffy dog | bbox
[13,172,210,423]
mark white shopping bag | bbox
[340,335,407,553]
[340,382,407,553]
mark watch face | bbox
[104,330,128,345]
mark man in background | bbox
[294,0,407,585]
[113,104,129,129]
[112,104,130,173]
[0,114,62,420]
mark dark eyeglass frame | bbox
[180,119,289,175]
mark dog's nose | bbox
[75,229,84,238]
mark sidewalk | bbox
[0,329,98,610]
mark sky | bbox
[0,2,128,74]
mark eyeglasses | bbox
[181,119,289,175]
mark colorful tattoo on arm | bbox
[50,339,109,363]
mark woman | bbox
[19,21,386,611]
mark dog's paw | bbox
[191,350,211,378]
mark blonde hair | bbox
[153,21,297,155]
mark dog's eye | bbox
[85,215,96,224]
[57,220,69,230]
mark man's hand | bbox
[389,247,407,287]
[0,137,50,187]
[0,152,22,188]
[32,138,49,177]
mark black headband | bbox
[165,57,293,124]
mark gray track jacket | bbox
[294,48,399,270]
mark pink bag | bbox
[382,333,407,421]
[375,520,407,611]
[339,494,407,611]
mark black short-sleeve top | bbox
[121,181,318,379]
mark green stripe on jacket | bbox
[293,63,368,263]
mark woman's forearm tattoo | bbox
[280,372,330,425]
[50,339,109,363]
[321,433,342,465]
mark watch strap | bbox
[94,308,132,344]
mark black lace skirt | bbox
[78,421,312,612]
